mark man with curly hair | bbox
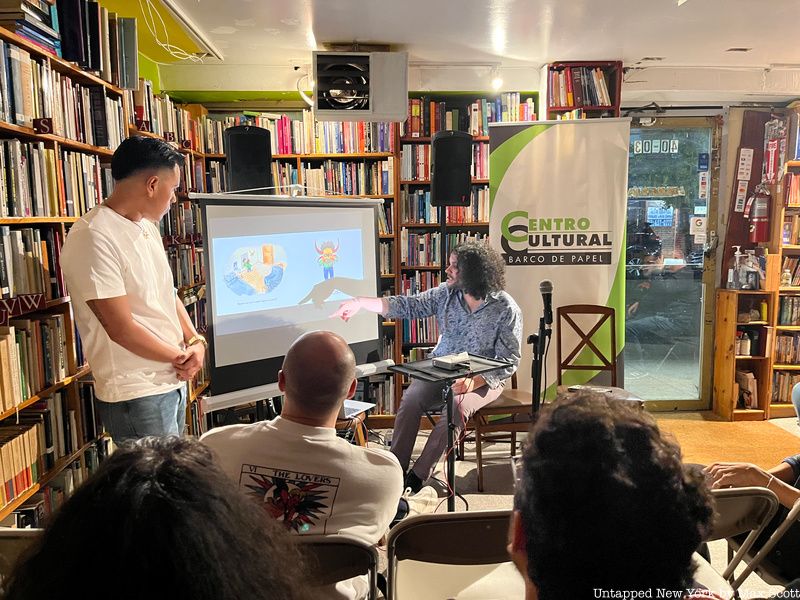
[509,392,716,599]
[333,241,522,492]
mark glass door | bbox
[624,116,721,410]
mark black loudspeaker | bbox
[430,130,473,207]
[224,125,273,194]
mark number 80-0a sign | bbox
[633,139,679,154]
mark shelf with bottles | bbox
[713,289,777,421]
[544,61,622,120]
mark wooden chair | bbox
[471,372,533,492]
[557,304,618,387]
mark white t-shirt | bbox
[60,205,183,402]
[201,417,404,599]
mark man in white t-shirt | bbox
[60,136,207,443]
[201,331,406,599]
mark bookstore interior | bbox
[0,0,798,584]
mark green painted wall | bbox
[138,54,160,93]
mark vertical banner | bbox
[489,119,631,395]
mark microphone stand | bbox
[529,316,551,415]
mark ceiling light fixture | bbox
[491,67,503,91]
[159,0,225,61]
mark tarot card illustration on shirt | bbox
[240,464,341,533]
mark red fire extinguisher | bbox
[744,184,771,244]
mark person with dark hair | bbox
[61,136,207,443]
[508,392,716,599]
[201,331,417,600]
[2,436,309,600]
[333,241,522,493]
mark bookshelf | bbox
[544,61,623,120]
[0,19,118,524]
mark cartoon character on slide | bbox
[315,240,339,281]
[261,244,285,293]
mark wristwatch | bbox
[186,334,208,349]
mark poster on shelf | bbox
[488,119,630,396]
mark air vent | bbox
[312,51,408,122]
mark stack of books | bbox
[0,0,60,58]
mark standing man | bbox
[333,241,522,492]
[61,137,206,443]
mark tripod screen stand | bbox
[390,354,512,511]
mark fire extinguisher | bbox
[744,184,771,244]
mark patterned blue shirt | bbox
[385,283,523,389]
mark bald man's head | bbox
[280,331,357,413]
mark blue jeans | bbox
[95,386,187,444]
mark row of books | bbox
[128,82,205,151]
[167,244,204,289]
[773,370,800,404]
[379,241,393,275]
[160,200,203,241]
[445,231,489,254]
[0,226,64,299]
[400,271,441,296]
[780,256,800,287]
[187,395,206,437]
[783,213,800,245]
[785,173,800,208]
[399,186,490,224]
[377,202,393,235]
[774,332,800,364]
[0,140,111,217]
[402,94,537,138]
[399,230,441,267]
[206,160,227,194]
[178,152,206,194]
[548,66,613,108]
[55,1,138,88]
[183,294,207,332]
[0,315,67,409]
[271,161,297,195]
[402,316,439,345]
[208,111,397,155]
[301,159,394,197]
[399,143,489,182]
[554,109,589,121]
[0,39,125,146]
[778,295,800,326]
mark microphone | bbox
[540,279,553,326]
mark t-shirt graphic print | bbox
[239,463,341,533]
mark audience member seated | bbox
[508,392,719,599]
[201,330,435,600]
[705,457,800,583]
[2,436,308,600]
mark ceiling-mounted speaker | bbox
[313,51,408,122]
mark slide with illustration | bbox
[212,228,365,318]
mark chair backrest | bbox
[556,304,617,386]
[0,528,42,587]
[707,487,780,587]
[386,510,512,600]
[296,534,378,600]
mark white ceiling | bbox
[163,0,800,102]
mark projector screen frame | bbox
[191,193,385,396]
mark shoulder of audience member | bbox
[199,422,258,444]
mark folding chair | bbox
[386,509,524,600]
[726,496,800,589]
[297,534,379,600]
[695,487,780,593]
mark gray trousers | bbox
[390,379,504,480]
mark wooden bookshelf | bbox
[544,60,623,120]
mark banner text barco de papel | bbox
[499,211,613,266]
